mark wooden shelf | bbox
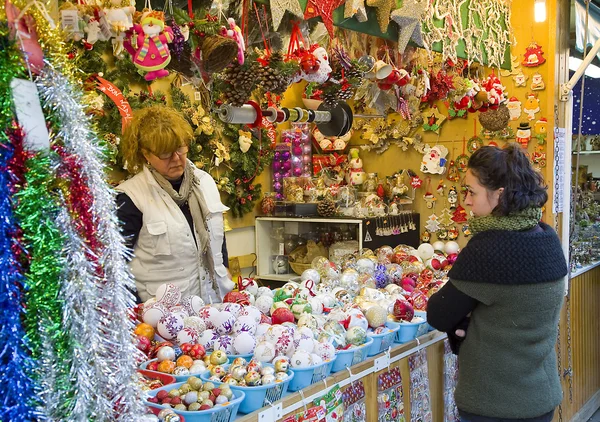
[573,150,600,155]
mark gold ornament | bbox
[390,0,427,53]
[366,0,395,33]
[270,0,304,30]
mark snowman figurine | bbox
[346,148,366,185]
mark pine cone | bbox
[317,199,337,217]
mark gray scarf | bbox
[148,160,210,254]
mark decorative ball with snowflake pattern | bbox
[157,312,184,340]
[314,341,336,361]
[290,350,313,368]
[177,327,199,345]
[143,303,169,328]
[197,306,219,329]
[198,329,219,350]
[254,295,274,315]
[214,335,235,354]
[254,341,276,362]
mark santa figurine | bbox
[124,10,173,81]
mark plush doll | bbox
[104,0,135,56]
[220,18,245,65]
[124,10,173,81]
[420,145,448,174]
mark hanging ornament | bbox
[446,160,460,182]
[420,145,448,175]
[531,150,547,168]
[422,178,437,209]
[530,72,545,91]
[452,205,468,223]
[522,42,546,67]
[436,179,445,197]
[425,213,440,233]
[411,175,423,189]
[366,0,396,33]
[422,106,446,134]
[516,122,532,148]
[390,0,427,53]
[447,225,459,240]
[467,136,483,154]
[523,93,540,120]
[344,0,368,22]
[447,186,458,210]
[438,208,453,227]
[270,0,305,30]
[534,117,548,144]
[437,228,448,240]
[304,0,345,37]
[421,230,431,243]
[462,224,472,237]
[513,71,528,87]
[506,96,522,120]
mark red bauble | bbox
[189,344,206,359]
[300,53,320,73]
[271,307,295,325]
[180,343,193,354]
[136,335,152,354]
[147,360,159,371]
[223,291,250,306]
[393,299,414,322]
[260,314,272,324]
[410,291,429,311]
[446,253,458,265]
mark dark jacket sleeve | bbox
[427,280,479,332]
[116,192,143,252]
[222,235,229,268]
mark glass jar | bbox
[363,173,378,193]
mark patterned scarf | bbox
[137,33,169,61]
[469,207,542,235]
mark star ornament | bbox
[304,0,345,37]
[344,0,368,22]
[270,0,304,30]
[390,0,427,53]
[366,0,395,33]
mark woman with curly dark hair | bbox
[427,144,568,422]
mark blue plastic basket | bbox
[200,364,294,414]
[331,337,374,373]
[367,323,401,357]
[226,353,253,364]
[287,356,336,392]
[395,320,422,343]
[140,359,199,382]
[143,381,245,422]
[414,311,431,337]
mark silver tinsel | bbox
[37,67,145,421]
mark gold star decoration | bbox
[304,0,345,37]
[366,0,395,33]
[344,0,368,22]
[270,0,305,30]
[390,0,427,53]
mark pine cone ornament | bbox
[317,198,337,217]
[260,195,275,215]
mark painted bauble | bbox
[308,297,324,315]
[198,329,219,350]
[143,303,169,328]
[233,316,258,335]
[215,395,228,405]
[356,258,375,275]
[173,366,190,376]
[222,302,243,317]
[189,364,206,374]
[261,374,276,385]
[157,313,184,340]
[417,243,435,260]
[253,341,276,362]
[177,327,199,345]
[254,295,274,315]
[214,335,234,354]
[339,268,360,289]
[274,329,295,357]
[155,283,182,307]
[261,366,275,377]
[275,372,289,381]
[257,287,274,298]
[210,350,229,365]
[311,256,329,274]
[297,314,319,331]
[239,278,259,296]
[231,365,247,381]
[210,365,227,378]
[255,323,271,339]
[444,241,460,255]
[290,300,312,320]
[365,305,388,328]
[270,301,290,316]
[273,357,290,372]
[346,326,367,346]
[264,325,287,343]
[156,345,176,362]
[214,311,235,335]
[300,268,321,286]
[393,299,415,322]
[244,371,262,386]
[290,350,313,368]
[197,306,219,329]
[293,332,315,354]
[169,306,188,318]
[386,264,403,285]
[322,320,346,348]
[180,295,205,317]
[238,306,262,324]
[223,291,250,306]
[314,341,336,361]
[311,353,323,365]
[183,316,206,333]
[247,359,263,373]
[231,357,248,367]
[233,332,256,355]
[272,307,295,325]
[346,310,369,331]
[376,246,394,264]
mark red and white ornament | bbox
[155,283,182,307]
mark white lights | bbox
[569,56,600,79]
[534,0,547,23]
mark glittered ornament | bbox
[365,305,388,328]
[304,0,345,37]
[346,326,367,346]
[390,0,427,53]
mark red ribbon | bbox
[95,76,133,132]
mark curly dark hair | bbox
[468,143,548,216]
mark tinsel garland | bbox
[37,66,145,420]
[0,125,40,421]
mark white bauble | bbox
[214,335,234,354]
[432,241,445,252]
[255,295,274,315]
[214,311,236,335]
[143,303,168,328]
[144,297,157,310]
[290,350,313,368]
[308,297,324,315]
[156,346,176,362]
[180,295,204,316]
[314,342,336,361]
[198,329,219,350]
[222,303,243,317]
[197,306,219,329]
[253,341,276,362]
[444,241,460,255]
[346,310,369,331]
[417,243,435,260]
[233,332,256,355]
[296,326,315,339]
[274,329,295,357]
[300,268,320,285]
[356,258,375,274]
[316,294,336,308]
[177,327,199,345]
[310,353,323,366]
[240,278,259,296]
[293,333,315,354]
[233,316,258,335]
[189,363,207,374]
[155,283,182,307]
[184,316,206,332]
[264,325,287,343]
[255,323,271,340]
[297,314,319,331]
[257,287,274,298]
[238,305,262,324]
[170,306,188,319]
[157,313,184,340]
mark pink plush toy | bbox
[124,10,173,81]
[220,17,245,65]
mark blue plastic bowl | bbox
[140,359,202,382]
[395,320,422,343]
[414,311,431,337]
[143,381,244,422]
[367,323,401,357]
[226,353,253,364]
[287,356,336,392]
[331,337,374,373]
[200,364,294,414]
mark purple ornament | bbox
[273,161,281,171]
[292,146,303,156]
[282,151,291,160]
[274,152,281,161]
[282,161,292,171]
[293,167,303,176]
[273,172,282,181]
[283,171,291,178]
[274,181,282,191]
[292,138,301,148]
[275,193,284,200]
[373,269,388,289]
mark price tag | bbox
[375,354,390,372]
[10,78,49,151]
[258,402,282,421]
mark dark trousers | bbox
[459,409,555,422]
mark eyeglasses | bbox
[153,146,189,160]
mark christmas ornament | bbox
[447,186,459,210]
[447,226,459,240]
[506,96,522,120]
[534,117,548,143]
[123,10,174,81]
[446,160,459,182]
[317,198,337,217]
[425,213,440,233]
[451,205,468,223]
[522,42,546,67]
[421,145,448,174]
[466,136,483,154]
[462,224,472,237]
[344,0,368,22]
[513,71,528,87]
[421,230,431,243]
[366,0,396,33]
[455,154,469,173]
[390,0,427,53]
[479,105,510,132]
[438,208,453,227]
[530,73,545,91]
[423,192,437,209]
[523,93,540,120]
[6,0,45,73]
[304,0,345,38]
[422,107,447,134]
[516,122,532,148]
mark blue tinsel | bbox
[0,137,40,421]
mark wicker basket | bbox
[201,35,238,73]
[289,261,311,275]
[479,104,510,132]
